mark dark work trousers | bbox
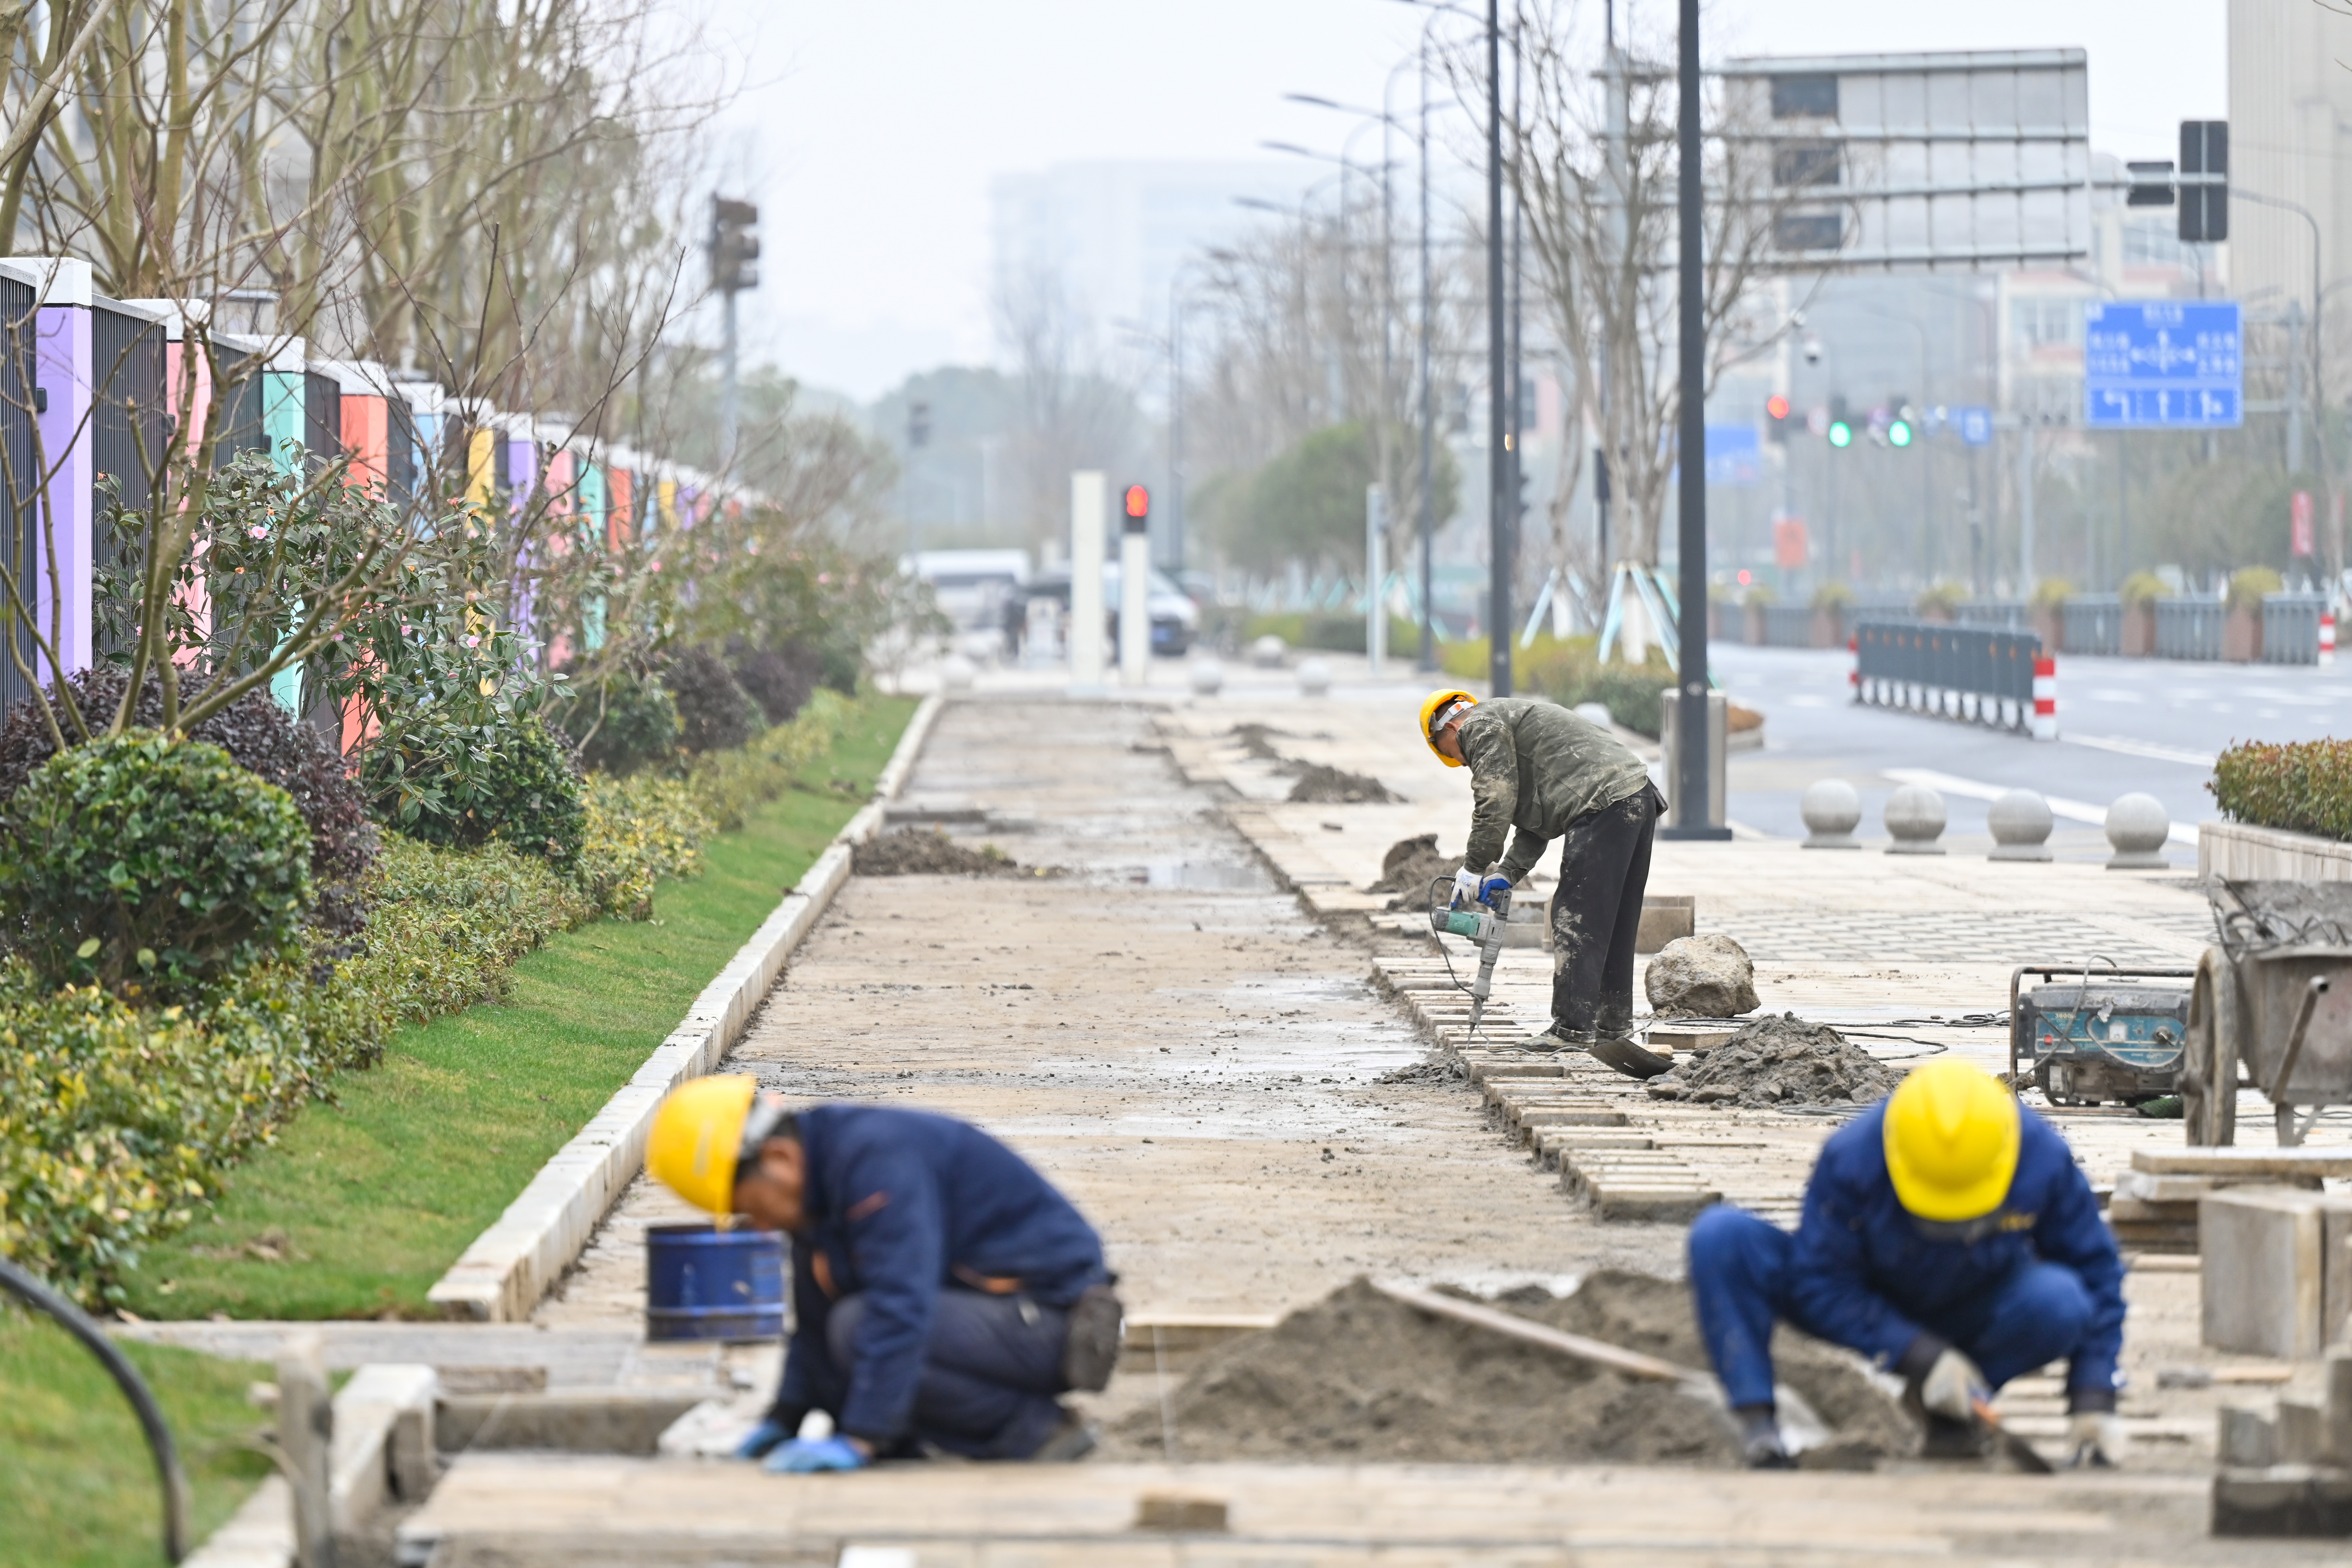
[1548,785,1663,1038]
[807,1289,1069,1459]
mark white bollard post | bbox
[2031,654,2059,740]
[1069,471,1106,694]
[1118,490,1151,685]
[1365,482,1386,679]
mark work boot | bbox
[1736,1405,1796,1470]
[1029,1408,1098,1463]
[1519,1025,1588,1054]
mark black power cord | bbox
[0,1255,189,1562]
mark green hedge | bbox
[0,690,860,1303]
[2211,739,2352,842]
[1241,611,1421,655]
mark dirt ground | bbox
[547,697,1682,1336]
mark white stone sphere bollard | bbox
[1296,657,1333,697]
[2106,792,2171,870]
[1799,779,1863,850]
[939,654,976,693]
[1884,783,1948,856]
[1188,655,1225,697]
[1250,634,1289,668]
[1573,701,1615,729]
[1987,789,2055,863]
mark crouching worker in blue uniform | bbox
[1688,1059,2126,1470]
[647,1077,1120,1472]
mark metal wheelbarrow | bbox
[2183,880,2352,1146]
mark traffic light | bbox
[710,197,759,293]
[1826,396,1852,450]
[1886,398,1915,449]
[1124,484,1150,524]
[1765,393,1791,443]
[2180,120,2228,244]
[907,400,931,450]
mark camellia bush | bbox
[2210,739,2352,842]
[0,732,314,998]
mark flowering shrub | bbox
[2210,740,2352,842]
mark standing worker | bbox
[647,1077,1123,1470]
[1420,688,1667,1073]
[1688,1059,2126,1469]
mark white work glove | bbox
[1915,1347,1989,1423]
[1451,867,1483,906]
[2065,1410,2126,1468]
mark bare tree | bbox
[992,261,1142,550]
[1487,2,1803,609]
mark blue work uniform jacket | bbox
[1787,1100,2125,1404]
[769,1104,1107,1443]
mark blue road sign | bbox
[1704,424,1762,486]
[2083,300,2242,429]
[1956,406,1994,446]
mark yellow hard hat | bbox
[1419,689,1477,766]
[1882,1059,2020,1221]
[647,1074,759,1215]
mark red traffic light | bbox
[1765,394,1791,421]
[1124,484,1150,519]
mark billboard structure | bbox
[1719,50,2093,272]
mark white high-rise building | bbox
[2229,0,2352,364]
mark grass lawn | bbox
[118,694,917,1321]
[0,1308,273,1568]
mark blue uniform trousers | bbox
[1689,1205,2098,1411]
[807,1289,1068,1458]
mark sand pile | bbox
[1105,1271,1909,1467]
[1644,1014,1901,1108]
[1368,835,1464,909]
[1287,764,1398,805]
[1375,1055,1466,1086]
[853,828,1037,877]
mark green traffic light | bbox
[1887,420,1913,448]
[1827,421,1852,449]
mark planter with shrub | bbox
[1809,583,1853,649]
[2119,572,2168,656]
[2225,567,2282,662]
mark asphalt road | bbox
[1713,643,2352,850]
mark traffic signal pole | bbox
[1661,0,1727,841]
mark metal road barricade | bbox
[1853,620,2042,733]
[2155,598,2226,660]
[2062,594,2122,656]
[2263,593,2326,665]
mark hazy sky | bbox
[696,0,2229,403]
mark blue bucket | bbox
[645,1223,785,1341]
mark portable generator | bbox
[2008,964,2196,1107]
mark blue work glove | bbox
[1478,875,1512,905]
[763,1434,870,1474]
[731,1417,794,1461]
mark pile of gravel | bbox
[1644,1013,1902,1108]
[853,827,1036,877]
[1288,763,1398,804]
[1101,1271,1909,1467]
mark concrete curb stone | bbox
[422,692,944,1323]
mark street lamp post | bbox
[1660,0,1726,839]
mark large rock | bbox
[1644,933,1759,1018]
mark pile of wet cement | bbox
[1369,833,1463,897]
[1106,1271,1910,1467]
[1644,1013,1901,1108]
[1287,763,1398,805]
[853,827,1038,877]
